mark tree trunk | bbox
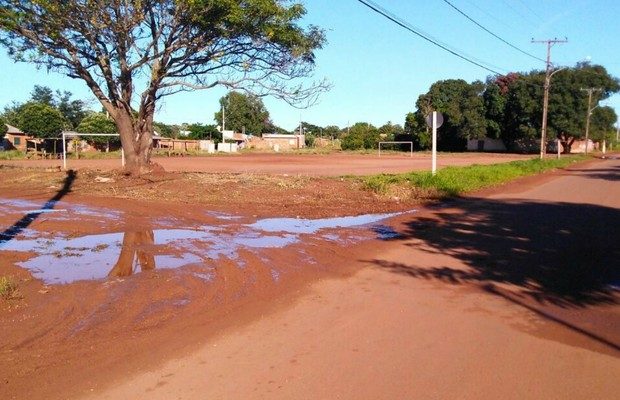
[114,109,156,176]
[558,132,575,155]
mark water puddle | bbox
[1,199,413,285]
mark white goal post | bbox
[378,141,413,158]
[62,131,124,170]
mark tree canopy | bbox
[214,91,271,134]
[12,102,66,137]
[0,115,7,136]
[341,122,379,150]
[405,64,619,152]
[0,0,327,173]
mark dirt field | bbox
[0,155,618,399]
[0,151,532,175]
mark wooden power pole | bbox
[580,87,602,155]
[532,38,567,159]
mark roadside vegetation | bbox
[362,156,588,197]
[0,150,24,160]
[0,276,18,300]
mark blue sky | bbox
[1,0,619,131]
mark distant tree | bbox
[341,122,379,150]
[214,92,271,135]
[76,112,119,149]
[0,115,7,137]
[14,102,65,137]
[28,85,87,128]
[414,79,487,151]
[323,125,341,139]
[589,106,618,143]
[404,112,430,150]
[56,91,87,128]
[493,64,619,153]
[30,85,55,106]
[153,122,177,138]
[548,64,619,152]
[187,123,221,142]
[378,121,404,141]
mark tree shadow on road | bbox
[0,170,76,244]
[369,197,620,308]
[565,165,620,182]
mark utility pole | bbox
[532,38,567,159]
[221,103,225,132]
[580,87,602,155]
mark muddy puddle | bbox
[0,198,413,285]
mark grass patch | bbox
[0,150,26,160]
[0,276,18,300]
[363,156,588,198]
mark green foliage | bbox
[404,112,430,150]
[187,123,221,141]
[378,122,404,141]
[410,79,487,151]
[76,112,119,146]
[0,0,327,171]
[404,64,619,154]
[363,156,587,197]
[30,85,55,106]
[341,122,379,150]
[214,92,271,134]
[0,115,7,136]
[14,102,65,137]
[322,125,341,139]
[589,106,618,142]
[30,85,86,128]
[0,276,18,300]
[0,150,24,159]
[153,122,178,138]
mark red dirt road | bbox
[0,152,532,175]
[88,159,620,399]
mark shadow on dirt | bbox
[0,170,76,243]
[566,165,620,182]
[368,197,620,308]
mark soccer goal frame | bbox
[62,131,124,170]
[378,141,413,158]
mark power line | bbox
[355,0,504,75]
[440,0,546,63]
[501,0,538,27]
[463,0,521,31]
[516,0,544,23]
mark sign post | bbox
[425,112,444,175]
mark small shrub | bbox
[0,277,18,300]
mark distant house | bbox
[3,124,33,151]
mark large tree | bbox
[0,1,326,174]
[214,91,271,135]
[411,79,487,151]
[13,102,66,137]
[30,85,87,128]
[488,64,619,152]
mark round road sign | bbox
[425,112,444,129]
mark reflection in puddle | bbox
[108,230,156,277]
[1,203,411,285]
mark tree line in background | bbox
[2,63,618,153]
[404,62,619,153]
